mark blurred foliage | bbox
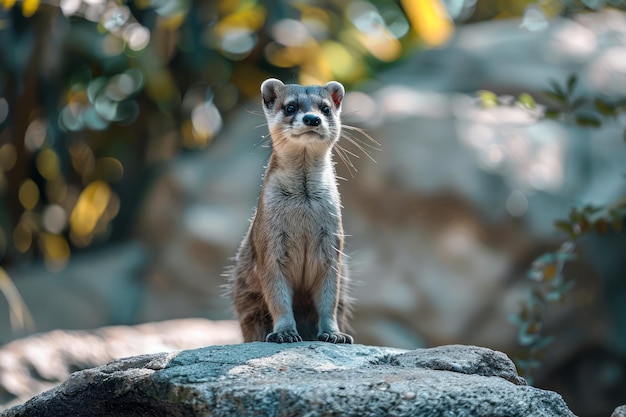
[541,74,626,128]
[0,0,492,331]
[0,0,463,277]
[512,199,626,383]
[0,0,625,335]
[498,75,626,383]
[1,0,566,282]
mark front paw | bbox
[318,332,353,344]
[266,329,303,343]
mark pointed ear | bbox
[324,81,345,109]
[261,78,285,110]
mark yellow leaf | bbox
[2,0,17,11]
[22,0,40,17]
[401,0,454,47]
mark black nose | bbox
[302,114,321,126]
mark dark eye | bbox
[321,106,331,116]
[284,104,296,115]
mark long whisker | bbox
[334,144,357,178]
[335,124,381,169]
[342,124,381,149]
[245,109,265,116]
[341,133,377,163]
[337,142,361,159]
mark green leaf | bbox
[531,336,555,352]
[477,90,498,108]
[519,322,542,346]
[529,290,546,306]
[554,251,576,262]
[518,93,536,109]
[554,220,574,236]
[594,98,616,117]
[527,268,543,281]
[544,108,561,119]
[575,113,602,127]
[542,91,566,104]
[548,79,565,98]
[546,289,564,302]
[547,280,575,302]
[582,205,602,215]
[566,74,577,94]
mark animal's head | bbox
[260,78,344,149]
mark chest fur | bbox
[254,168,342,285]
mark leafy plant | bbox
[506,75,626,383]
[542,74,626,131]
[511,201,625,383]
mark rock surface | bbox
[0,319,242,410]
[3,343,575,417]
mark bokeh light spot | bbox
[273,19,311,46]
[70,142,96,180]
[42,204,68,234]
[347,1,385,34]
[102,34,124,56]
[60,0,81,16]
[24,118,47,151]
[322,41,358,80]
[124,23,150,51]
[39,233,70,270]
[0,143,17,172]
[13,223,32,253]
[402,0,454,47]
[18,179,39,210]
[21,0,40,17]
[190,103,222,147]
[102,5,129,32]
[506,190,529,217]
[220,28,257,58]
[83,107,109,130]
[46,178,68,205]
[95,157,124,182]
[106,74,133,100]
[70,180,112,237]
[59,104,85,131]
[36,148,61,180]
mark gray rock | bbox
[2,343,575,417]
[0,319,242,411]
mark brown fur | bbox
[229,79,353,343]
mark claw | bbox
[266,330,302,343]
[318,332,353,344]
